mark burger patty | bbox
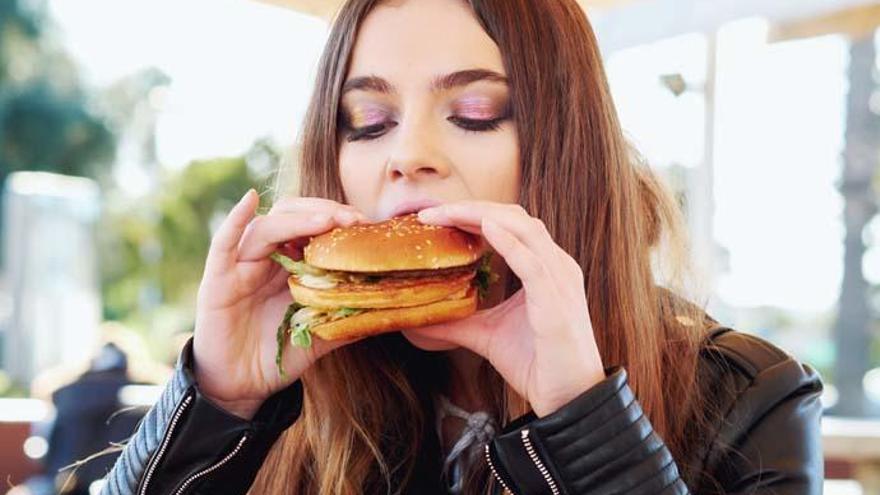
[288,270,476,309]
[304,268,476,291]
[366,260,481,279]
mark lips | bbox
[384,198,442,220]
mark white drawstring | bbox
[435,394,498,494]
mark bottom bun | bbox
[310,287,478,341]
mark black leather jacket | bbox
[100,326,824,494]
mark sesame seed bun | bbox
[303,213,486,272]
[285,213,490,342]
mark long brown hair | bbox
[254,0,716,493]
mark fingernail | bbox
[311,213,330,223]
[483,218,500,233]
[336,210,357,225]
[418,207,443,222]
[238,188,254,205]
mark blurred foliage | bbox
[0,0,286,365]
[99,139,281,337]
[0,0,116,276]
[0,0,116,185]
[0,369,26,397]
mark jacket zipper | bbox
[484,444,517,495]
[520,429,560,495]
[138,393,193,495]
[173,433,249,495]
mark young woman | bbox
[100,0,824,493]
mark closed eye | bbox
[342,115,509,142]
[344,121,398,142]
[448,115,507,133]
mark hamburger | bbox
[270,213,496,375]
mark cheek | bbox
[338,143,383,213]
[447,128,520,203]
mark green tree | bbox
[100,140,280,345]
[0,0,116,184]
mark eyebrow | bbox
[341,69,508,96]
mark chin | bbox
[401,329,461,351]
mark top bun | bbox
[303,213,486,272]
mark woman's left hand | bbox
[407,200,606,417]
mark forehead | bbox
[346,0,506,85]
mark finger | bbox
[270,196,352,213]
[403,292,520,356]
[205,189,259,275]
[275,204,364,226]
[267,198,369,249]
[238,257,288,296]
[270,197,369,223]
[420,201,576,290]
[481,218,562,313]
[419,201,555,259]
[404,308,494,357]
[237,212,343,262]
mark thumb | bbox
[404,307,496,357]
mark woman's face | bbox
[337,0,520,223]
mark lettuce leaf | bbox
[275,301,303,378]
[291,321,312,348]
[269,252,326,276]
[270,251,300,274]
[474,252,498,300]
[334,307,363,318]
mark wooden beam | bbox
[251,0,880,50]
[252,0,340,19]
[251,0,634,20]
[589,0,879,53]
[768,4,880,42]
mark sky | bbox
[46,2,852,315]
[47,0,329,167]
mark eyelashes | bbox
[448,115,506,133]
[340,113,512,143]
[345,121,396,142]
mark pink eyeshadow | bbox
[454,97,499,120]
[348,107,389,127]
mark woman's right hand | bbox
[191,189,368,420]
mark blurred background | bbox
[0,0,876,493]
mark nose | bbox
[385,121,451,182]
